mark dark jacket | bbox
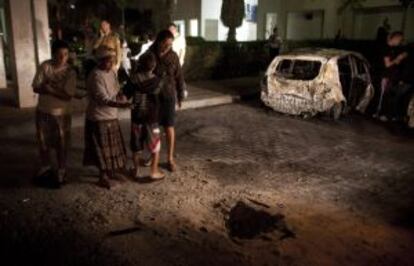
[148,48,185,102]
[123,73,161,124]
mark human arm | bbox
[90,73,131,108]
[32,64,47,94]
[173,55,186,108]
[115,38,122,70]
[384,52,408,68]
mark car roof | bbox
[279,48,366,61]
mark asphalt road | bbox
[0,101,413,266]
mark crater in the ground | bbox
[226,201,295,240]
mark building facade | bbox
[149,0,414,42]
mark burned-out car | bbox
[261,48,374,119]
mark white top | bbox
[172,35,186,66]
[32,60,77,116]
[133,40,153,60]
[86,68,120,121]
[122,46,132,72]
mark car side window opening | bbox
[353,56,368,77]
[338,56,353,101]
[276,59,322,81]
[350,56,369,108]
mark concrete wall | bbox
[140,0,414,41]
[172,0,202,37]
[32,0,51,65]
[286,10,324,40]
[0,5,7,89]
[257,0,340,40]
[0,37,6,89]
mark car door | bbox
[337,56,353,104]
[350,55,371,109]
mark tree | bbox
[114,0,136,38]
[220,0,245,42]
[399,0,414,32]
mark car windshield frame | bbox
[275,58,323,81]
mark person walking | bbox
[148,30,185,172]
[32,40,77,187]
[83,47,131,189]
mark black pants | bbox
[389,83,412,119]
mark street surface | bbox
[0,101,413,266]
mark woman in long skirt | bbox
[83,46,131,189]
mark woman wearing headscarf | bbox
[83,46,131,189]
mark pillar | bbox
[0,37,6,89]
[32,0,51,65]
[6,0,50,108]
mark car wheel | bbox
[330,102,343,121]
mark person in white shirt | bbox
[168,23,186,66]
[121,40,132,75]
[32,40,77,187]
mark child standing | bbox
[124,52,164,180]
[32,40,77,187]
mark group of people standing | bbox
[32,20,186,189]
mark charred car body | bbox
[261,49,374,119]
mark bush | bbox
[183,40,268,81]
[182,38,381,81]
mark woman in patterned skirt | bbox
[83,46,131,189]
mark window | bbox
[173,20,186,37]
[354,57,367,75]
[189,19,198,37]
[338,57,352,98]
[276,59,322,80]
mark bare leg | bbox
[98,170,112,189]
[165,126,176,171]
[150,151,164,179]
[133,152,141,178]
